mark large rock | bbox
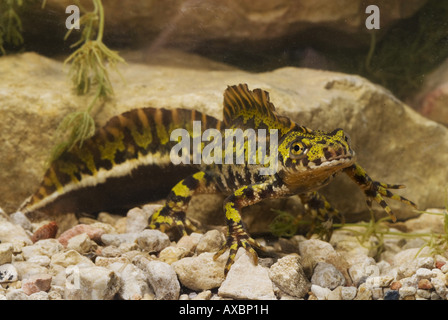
[22,0,427,52]
[1,50,447,229]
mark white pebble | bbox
[310,284,331,300]
[416,289,431,299]
[136,230,170,253]
[145,260,181,300]
[0,264,18,283]
[311,262,345,290]
[399,286,417,298]
[431,277,447,298]
[415,268,436,279]
[341,286,357,300]
[0,243,13,265]
[440,264,448,273]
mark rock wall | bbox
[21,0,427,51]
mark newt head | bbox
[277,128,356,192]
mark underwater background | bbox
[1,0,448,302]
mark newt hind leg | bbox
[299,191,342,241]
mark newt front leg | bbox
[214,179,291,275]
[344,163,417,221]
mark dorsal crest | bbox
[223,84,308,137]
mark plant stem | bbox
[364,31,376,73]
[95,0,104,42]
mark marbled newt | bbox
[19,84,416,275]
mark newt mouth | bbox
[308,152,356,169]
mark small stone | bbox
[193,290,212,300]
[138,258,180,300]
[159,246,188,264]
[99,245,122,257]
[400,275,418,288]
[371,287,384,300]
[416,289,431,299]
[0,220,32,245]
[5,289,28,300]
[218,249,276,300]
[176,233,201,253]
[58,224,105,247]
[114,218,127,234]
[384,290,400,300]
[173,252,226,291]
[21,239,64,260]
[365,275,394,288]
[268,254,310,299]
[418,278,433,290]
[95,256,130,267]
[107,262,153,300]
[0,243,13,264]
[9,211,32,231]
[28,291,49,300]
[195,230,224,254]
[48,287,64,300]
[311,262,345,290]
[21,273,52,295]
[97,212,121,226]
[436,260,446,269]
[65,266,120,300]
[118,242,139,252]
[341,286,357,300]
[441,264,448,274]
[11,261,48,279]
[298,239,350,284]
[31,221,58,243]
[327,286,342,300]
[348,257,378,287]
[66,233,97,254]
[26,255,51,267]
[393,248,433,278]
[390,281,402,290]
[354,283,372,300]
[101,233,138,246]
[399,286,417,299]
[126,206,155,233]
[431,292,442,300]
[415,268,436,280]
[0,263,18,283]
[136,229,170,253]
[310,284,331,300]
[50,249,95,268]
[432,268,444,279]
[431,277,447,298]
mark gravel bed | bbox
[0,205,447,300]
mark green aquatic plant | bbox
[0,0,24,55]
[50,0,124,161]
[270,208,337,241]
[415,189,448,256]
[64,0,124,98]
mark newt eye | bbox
[290,141,307,159]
